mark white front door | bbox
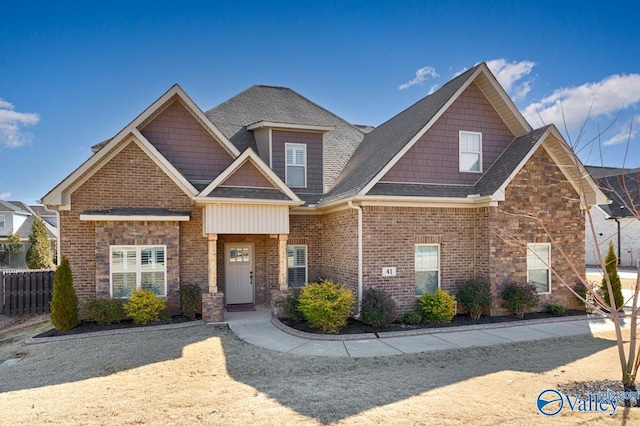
[225,244,254,304]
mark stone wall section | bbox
[488,147,585,314]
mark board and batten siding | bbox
[204,204,289,234]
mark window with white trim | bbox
[287,245,307,288]
[285,143,306,187]
[110,245,166,298]
[527,243,551,293]
[415,244,440,295]
[459,131,482,172]
[0,214,5,228]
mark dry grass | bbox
[1,319,640,425]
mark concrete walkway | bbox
[223,307,627,358]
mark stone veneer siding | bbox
[488,147,585,313]
[59,141,207,311]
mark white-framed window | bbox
[0,214,5,228]
[110,245,167,298]
[285,143,307,187]
[287,245,307,288]
[459,131,482,173]
[415,244,440,296]
[527,243,551,293]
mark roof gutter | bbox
[348,200,363,316]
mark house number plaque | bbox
[381,267,396,277]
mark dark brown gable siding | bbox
[271,130,323,194]
[220,161,274,188]
[381,82,515,185]
[140,100,234,182]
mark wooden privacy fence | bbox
[0,269,56,315]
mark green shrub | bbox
[50,257,78,331]
[26,216,54,269]
[456,279,492,320]
[418,289,456,323]
[500,281,540,318]
[283,288,304,321]
[297,279,354,333]
[573,281,588,302]
[360,288,397,328]
[178,283,202,319]
[600,241,624,310]
[398,311,422,325]
[123,289,166,324]
[547,304,566,316]
[81,298,124,325]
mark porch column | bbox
[278,234,288,290]
[208,233,218,293]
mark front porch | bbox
[200,231,290,322]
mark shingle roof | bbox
[366,127,549,199]
[596,171,640,218]
[320,65,481,205]
[203,187,291,201]
[206,85,364,190]
[0,200,31,214]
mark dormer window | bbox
[459,131,482,173]
[285,143,306,187]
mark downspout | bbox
[348,201,363,314]
[614,218,621,265]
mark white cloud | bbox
[0,98,40,148]
[603,116,640,146]
[485,59,536,101]
[399,66,439,90]
[0,192,10,200]
[523,74,640,130]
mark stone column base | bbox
[270,289,288,318]
[202,292,224,322]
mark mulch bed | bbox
[34,315,201,338]
[280,309,587,335]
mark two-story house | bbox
[41,63,605,320]
[0,201,58,269]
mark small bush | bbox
[297,279,354,333]
[360,288,397,328]
[398,311,422,325]
[547,304,566,316]
[418,289,456,324]
[283,288,304,321]
[456,279,492,320]
[81,298,124,325]
[123,289,166,324]
[500,281,540,318]
[178,283,202,319]
[50,257,78,332]
[573,281,588,301]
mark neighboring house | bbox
[585,166,640,267]
[0,201,58,269]
[41,63,605,320]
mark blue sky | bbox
[1,1,639,204]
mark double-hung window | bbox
[110,245,166,298]
[527,243,551,293]
[287,245,307,288]
[286,143,306,187]
[459,131,482,172]
[0,214,5,228]
[415,244,440,295]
